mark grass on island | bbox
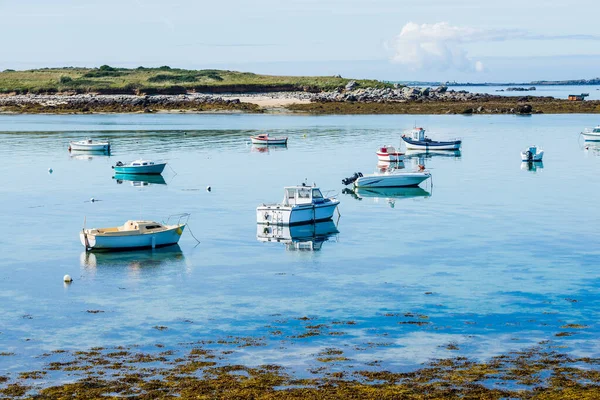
[0,66,391,95]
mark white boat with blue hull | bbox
[581,126,600,141]
[401,127,461,150]
[80,215,188,251]
[112,160,167,175]
[257,184,339,226]
[343,168,431,188]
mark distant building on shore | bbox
[568,93,589,101]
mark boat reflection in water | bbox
[584,142,600,156]
[257,221,339,251]
[113,173,167,186]
[376,160,405,172]
[69,149,111,161]
[405,149,462,159]
[343,186,430,208]
[80,245,185,275]
[251,144,288,154]
[520,161,544,172]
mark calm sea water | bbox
[1,113,599,376]
[451,84,600,100]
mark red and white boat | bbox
[376,145,404,162]
[250,133,288,145]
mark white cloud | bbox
[389,22,600,73]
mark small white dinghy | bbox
[69,138,111,152]
[581,126,600,141]
[376,145,404,162]
[250,133,288,145]
[112,160,167,175]
[257,184,339,226]
[521,145,544,162]
[343,166,431,188]
[80,214,188,251]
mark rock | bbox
[461,108,473,114]
[345,81,358,91]
[517,104,533,114]
[476,106,484,113]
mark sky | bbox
[0,0,599,82]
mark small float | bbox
[256,184,339,226]
[343,167,430,188]
[80,214,189,251]
[581,126,600,141]
[401,127,461,150]
[112,160,167,175]
[376,145,404,162]
[250,133,288,145]
[521,145,544,162]
[69,138,111,152]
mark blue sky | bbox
[1,0,599,82]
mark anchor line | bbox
[186,222,201,245]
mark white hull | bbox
[354,172,430,188]
[250,137,288,145]
[581,132,600,142]
[113,163,166,175]
[257,201,339,225]
[80,225,184,250]
[69,142,110,151]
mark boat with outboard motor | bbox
[250,133,288,145]
[343,167,431,188]
[256,183,339,225]
[401,127,461,150]
[80,214,188,251]
[581,126,600,141]
[69,138,111,152]
[521,145,544,162]
[376,145,404,162]
[112,160,167,175]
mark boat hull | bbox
[581,132,600,142]
[402,137,461,150]
[250,137,288,145]
[354,172,430,188]
[520,151,544,162]
[113,163,166,175]
[69,142,110,152]
[80,225,185,251]
[256,200,339,225]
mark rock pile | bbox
[310,86,503,103]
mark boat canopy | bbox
[409,128,426,141]
[283,185,324,206]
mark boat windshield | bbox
[312,189,323,199]
[593,128,600,133]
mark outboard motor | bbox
[525,151,533,161]
[342,172,363,186]
[112,161,124,169]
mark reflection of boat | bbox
[80,245,184,268]
[251,144,288,153]
[581,126,600,141]
[81,214,188,251]
[257,184,339,225]
[343,169,430,188]
[521,145,544,161]
[250,133,288,145]
[343,187,430,207]
[405,149,462,158]
[377,160,405,172]
[112,160,167,175]
[69,149,111,160]
[521,161,544,172]
[113,174,167,186]
[376,145,404,162]
[401,127,461,150]
[69,138,111,152]
[257,221,338,251]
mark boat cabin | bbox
[593,126,600,133]
[282,185,325,206]
[408,128,426,141]
[131,160,155,166]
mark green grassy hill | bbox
[0,66,391,94]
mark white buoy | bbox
[48,168,53,174]
[206,186,212,192]
[63,274,73,283]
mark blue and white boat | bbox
[401,127,462,150]
[112,159,167,175]
[256,184,339,226]
[581,126,600,141]
[343,168,431,189]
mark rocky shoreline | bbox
[0,85,598,114]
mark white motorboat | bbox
[401,127,461,150]
[257,220,339,251]
[69,138,111,152]
[376,145,404,162]
[112,160,167,175]
[521,145,544,162]
[581,126,600,141]
[343,168,431,188]
[80,214,188,251]
[250,133,288,145]
[256,184,339,225]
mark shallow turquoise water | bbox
[0,113,599,376]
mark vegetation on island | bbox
[0,66,391,94]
